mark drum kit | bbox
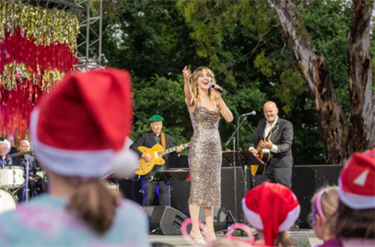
[0,150,45,214]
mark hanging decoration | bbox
[0,0,80,139]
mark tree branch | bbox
[347,0,374,153]
[270,0,349,164]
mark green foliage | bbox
[275,69,306,114]
[93,0,372,165]
[176,0,270,80]
[254,50,273,77]
[300,0,352,114]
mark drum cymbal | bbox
[9,150,34,157]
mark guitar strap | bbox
[161,132,166,150]
[161,132,166,157]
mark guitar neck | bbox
[265,131,272,140]
[158,143,190,155]
[265,123,279,140]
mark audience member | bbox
[310,186,341,247]
[336,149,375,247]
[5,133,18,155]
[242,182,300,247]
[0,69,150,247]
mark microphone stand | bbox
[24,155,30,204]
[237,116,251,195]
[225,116,248,221]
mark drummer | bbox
[0,140,14,168]
[14,140,38,200]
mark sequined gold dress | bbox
[188,103,221,207]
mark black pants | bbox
[141,178,169,206]
[264,166,292,188]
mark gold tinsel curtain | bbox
[0,0,80,142]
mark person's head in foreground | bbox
[309,186,339,242]
[242,182,300,247]
[0,68,149,247]
[336,149,375,245]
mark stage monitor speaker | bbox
[143,205,188,235]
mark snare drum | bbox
[0,166,25,189]
[0,189,17,214]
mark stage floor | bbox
[148,229,322,247]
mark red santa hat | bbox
[242,182,300,246]
[338,149,375,210]
[30,68,138,177]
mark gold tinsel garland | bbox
[1,62,65,92]
[0,0,80,53]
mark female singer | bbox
[183,66,233,244]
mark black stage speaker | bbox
[291,165,343,228]
[143,206,188,235]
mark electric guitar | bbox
[135,143,190,176]
[251,123,279,175]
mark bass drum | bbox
[0,189,17,214]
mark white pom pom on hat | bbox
[30,68,136,178]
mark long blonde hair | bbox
[190,66,217,105]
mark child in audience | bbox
[336,149,375,247]
[242,182,300,247]
[0,69,150,247]
[310,186,341,247]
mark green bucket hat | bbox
[149,115,164,122]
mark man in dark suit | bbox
[5,133,18,155]
[249,101,293,188]
[130,115,184,206]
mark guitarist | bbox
[129,115,184,206]
[249,101,293,188]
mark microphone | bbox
[208,82,227,96]
[240,111,256,117]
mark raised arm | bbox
[183,66,195,112]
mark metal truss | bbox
[74,0,103,70]
[22,0,84,17]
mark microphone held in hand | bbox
[240,111,256,117]
[208,82,227,96]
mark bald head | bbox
[263,101,278,124]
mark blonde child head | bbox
[310,186,339,240]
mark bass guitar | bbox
[251,123,279,175]
[135,143,190,176]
